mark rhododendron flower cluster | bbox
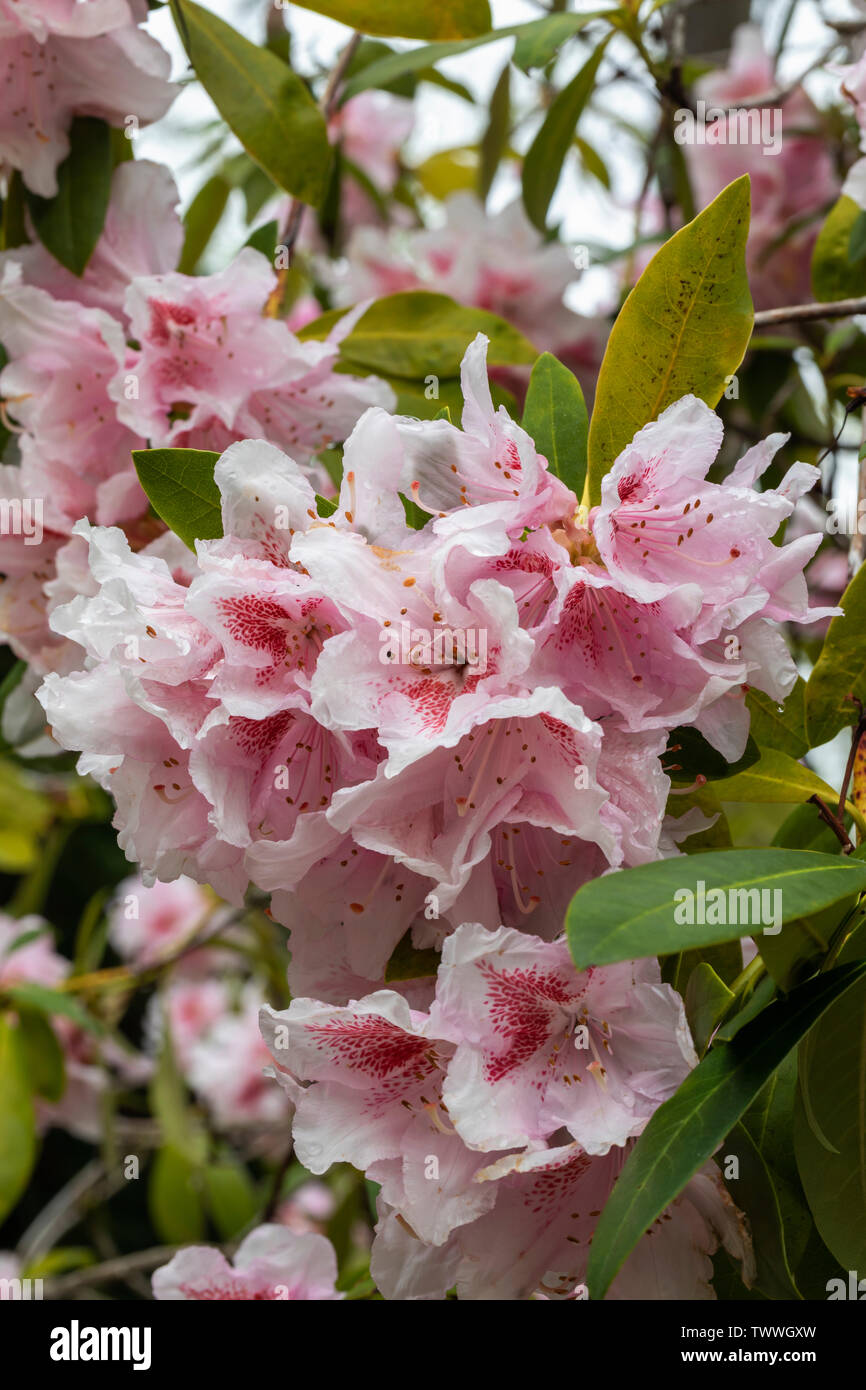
[0,164,393,674]
[34,329,831,1296]
[3,0,863,1316]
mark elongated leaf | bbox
[203,1160,260,1239]
[133,448,222,551]
[149,1145,206,1245]
[587,960,866,1299]
[805,562,866,747]
[522,37,610,230]
[794,921,866,1268]
[342,12,614,99]
[301,291,535,378]
[723,1121,802,1299]
[685,963,734,1055]
[585,177,753,504]
[710,745,837,805]
[566,848,866,968]
[521,352,588,498]
[812,195,864,302]
[2,981,106,1036]
[16,1009,66,1102]
[0,1015,37,1224]
[292,0,491,40]
[26,118,112,275]
[172,1,331,206]
[512,12,589,71]
[746,680,808,760]
[479,64,510,202]
[178,174,232,274]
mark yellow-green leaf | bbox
[585,176,753,504]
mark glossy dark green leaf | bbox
[805,562,866,747]
[172,1,331,206]
[521,352,588,498]
[587,960,866,1299]
[133,448,222,552]
[27,118,112,275]
[567,848,866,969]
[522,37,610,231]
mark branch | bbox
[264,31,362,317]
[44,1246,182,1299]
[754,297,866,328]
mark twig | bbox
[754,296,866,328]
[44,1246,181,1299]
[264,31,362,318]
[808,794,854,853]
[838,698,866,824]
[16,1160,107,1264]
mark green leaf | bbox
[566,848,866,969]
[171,1,332,206]
[291,0,491,40]
[26,118,112,275]
[245,219,278,259]
[178,174,232,274]
[521,37,610,231]
[149,1145,206,1245]
[203,1159,260,1239]
[746,680,808,760]
[512,12,590,72]
[479,64,510,202]
[722,1121,802,1299]
[685,962,734,1055]
[2,982,106,1037]
[664,727,759,786]
[521,352,588,498]
[805,562,866,747]
[585,176,753,505]
[794,920,866,1269]
[574,135,610,190]
[301,291,536,379]
[587,960,866,1299]
[812,195,866,302]
[0,1015,37,1224]
[758,898,859,991]
[772,801,843,854]
[149,1024,208,1167]
[133,448,222,552]
[342,12,614,99]
[16,1009,66,1102]
[384,930,441,982]
[710,745,838,805]
[849,209,866,266]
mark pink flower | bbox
[590,395,837,644]
[333,195,605,393]
[428,923,695,1154]
[372,1145,753,1300]
[329,91,413,195]
[0,912,67,988]
[2,160,183,324]
[687,24,836,309]
[187,987,289,1129]
[108,873,210,966]
[0,1,175,197]
[260,990,500,1245]
[116,251,394,461]
[152,1225,341,1300]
